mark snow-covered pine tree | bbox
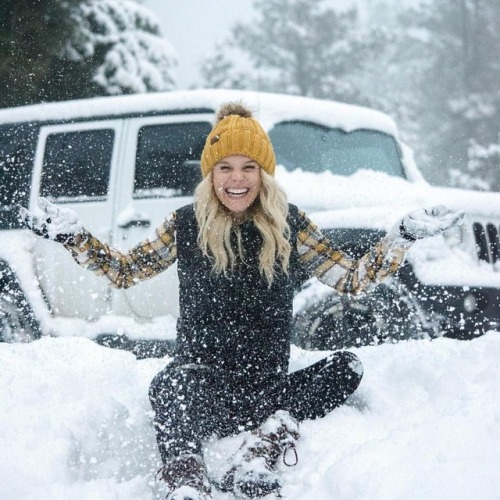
[199,0,384,104]
[392,0,500,190]
[0,0,177,107]
[199,43,248,90]
[64,0,177,95]
[0,0,80,107]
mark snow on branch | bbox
[65,0,177,94]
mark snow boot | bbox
[157,453,212,500]
[219,410,300,498]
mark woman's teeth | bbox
[227,188,249,197]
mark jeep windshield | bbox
[268,121,405,178]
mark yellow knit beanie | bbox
[201,102,276,177]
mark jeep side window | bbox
[134,122,212,198]
[268,121,405,178]
[41,129,114,201]
[0,123,39,229]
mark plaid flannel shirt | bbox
[67,209,412,295]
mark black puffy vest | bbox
[174,204,307,376]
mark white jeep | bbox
[1,89,499,354]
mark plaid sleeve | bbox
[296,210,413,295]
[65,212,178,289]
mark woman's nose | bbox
[231,169,245,181]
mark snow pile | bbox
[0,337,162,499]
[1,333,499,499]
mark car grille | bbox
[473,222,500,263]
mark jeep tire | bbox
[0,264,41,343]
[292,279,435,351]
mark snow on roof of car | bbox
[0,89,399,137]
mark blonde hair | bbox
[194,170,291,285]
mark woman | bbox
[20,102,464,500]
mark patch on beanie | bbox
[216,102,253,123]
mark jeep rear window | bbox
[134,121,211,198]
[41,129,114,201]
[268,121,405,178]
[0,123,39,229]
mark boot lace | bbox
[156,453,211,496]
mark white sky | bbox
[144,0,356,89]
[144,0,255,89]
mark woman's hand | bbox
[399,205,465,241]
[18,198,83,245]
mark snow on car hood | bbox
[276,165,500,231]
[275,165,500,288]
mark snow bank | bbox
[0,334,499,500]
[0,337,166,499]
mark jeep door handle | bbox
[118,218,151,229]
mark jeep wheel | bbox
[292,279,434,351]
[0,264,42,343]
[0,294,40,343]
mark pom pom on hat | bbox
[216,102,253,122]
[201,101,276,177]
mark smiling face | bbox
[212,155,262,218]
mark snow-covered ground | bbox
[1,332,499,500]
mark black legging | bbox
[149,351,363,463]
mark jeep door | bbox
[30,120,124,319]
[112,114,212,319]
